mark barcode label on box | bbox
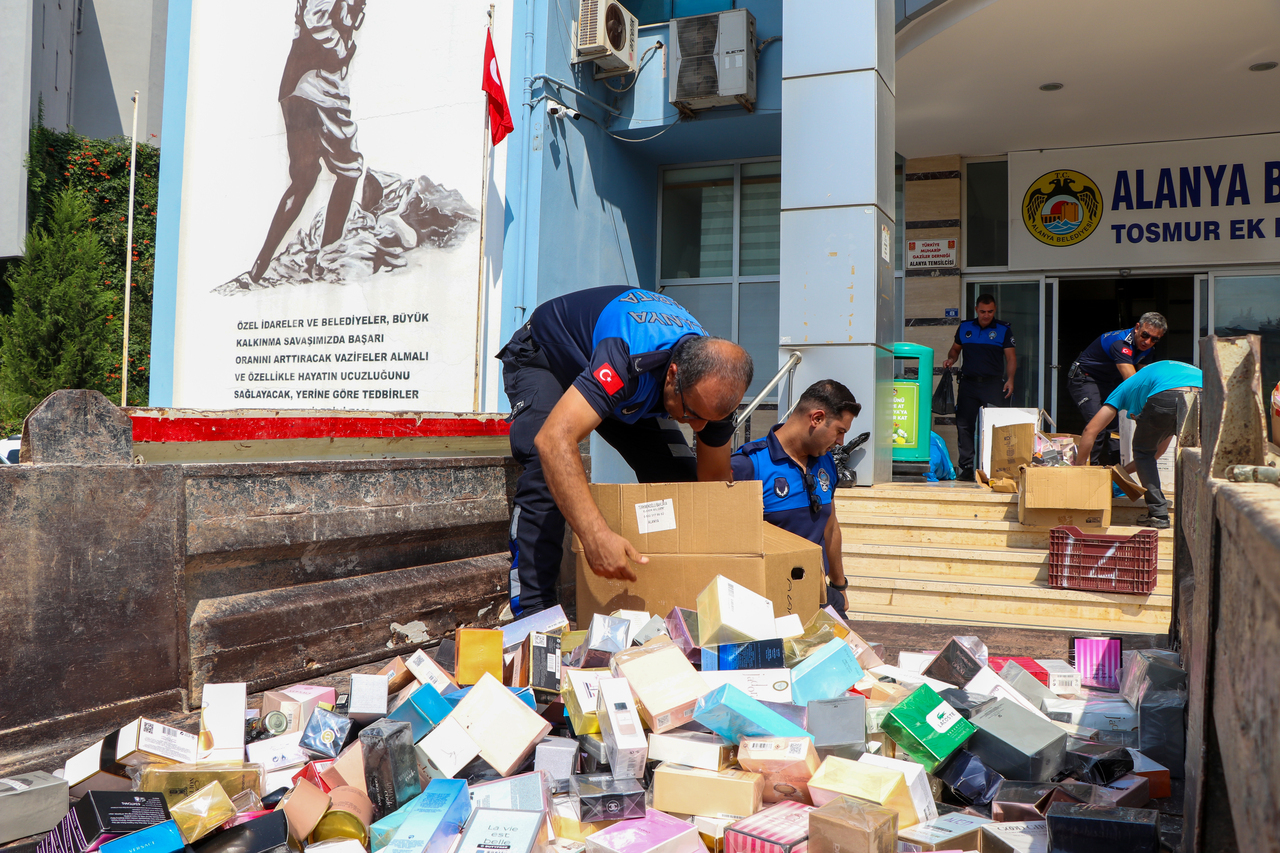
[635,499,677,534]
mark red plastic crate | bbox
[1048,526,1160,594]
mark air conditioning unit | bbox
[575,0,638,79]
[669,8,756,111]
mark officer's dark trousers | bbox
[499,325,698,616]
[1068,370,1120,465]
[955,375,1007,474]
[1131,389,1199,520]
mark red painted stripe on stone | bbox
[130,415,510,442]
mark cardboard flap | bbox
[587,481,764,555]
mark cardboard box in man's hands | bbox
[574,482,825,626]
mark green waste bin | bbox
[891,342,934,463]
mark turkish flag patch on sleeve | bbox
[594,363,624,395]
[1121,347,1133,356]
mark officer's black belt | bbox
[961,374,1000,382]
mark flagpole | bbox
[473,7,496,413]
[121,90,139,407]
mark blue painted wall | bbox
[499,0,786,357]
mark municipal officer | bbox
[942,294,1016,481]
[498,285,754,617]
[1074,359,1201,529]
[1067,312,1167,465]
[730,380,861,616]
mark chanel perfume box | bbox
[570,775,646,823]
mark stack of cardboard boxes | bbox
[4,484,1184,853]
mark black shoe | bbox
[957,468,975,482]
[1136,514,1170,529]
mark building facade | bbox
[1,0,166,258]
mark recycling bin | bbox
[891,342,934,463]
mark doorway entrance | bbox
[1052,275,1195,434]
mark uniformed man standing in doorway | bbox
[1066,312,1168,466]
[942,294,1016,481]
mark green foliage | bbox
[0,189,118,432]
[0,103,160,429]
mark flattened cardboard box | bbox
[576,483,823,626]
[1018,466,1111,529]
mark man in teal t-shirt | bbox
[1074,360,1202,528]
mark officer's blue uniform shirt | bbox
[529,285,735,446]
[954,319,1015,376]
[730,425,837,572]
[1076,328,1154,387]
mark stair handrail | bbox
[734,350,802,430]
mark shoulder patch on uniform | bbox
[594,363,624,395]
[1121,347,1132,356]
[774,477,790,498]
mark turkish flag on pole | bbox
[482,29,514,146]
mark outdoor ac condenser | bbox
[669,8,757,111]
[576,0,639,78]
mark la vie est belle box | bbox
[574,482,825,625]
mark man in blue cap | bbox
[1074,359,1201,529]
[498,286,754,616]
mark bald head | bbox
[673,336,754,410]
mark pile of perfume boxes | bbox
[3,575,1187,853]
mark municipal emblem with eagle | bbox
[1022,170,1103,247]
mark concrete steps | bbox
[834,483,1172,635]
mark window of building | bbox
[965,160,1008,268]
[659,159,780,399]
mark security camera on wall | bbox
[546,102,581,121]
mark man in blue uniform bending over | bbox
[942,294,1016,481]
[1068,312,1168,465]
[498,286,754,616]
[730,380,861,615]
[1074,360,1201,529]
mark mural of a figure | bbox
[251,0,368,282]
[223,0,479,294]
